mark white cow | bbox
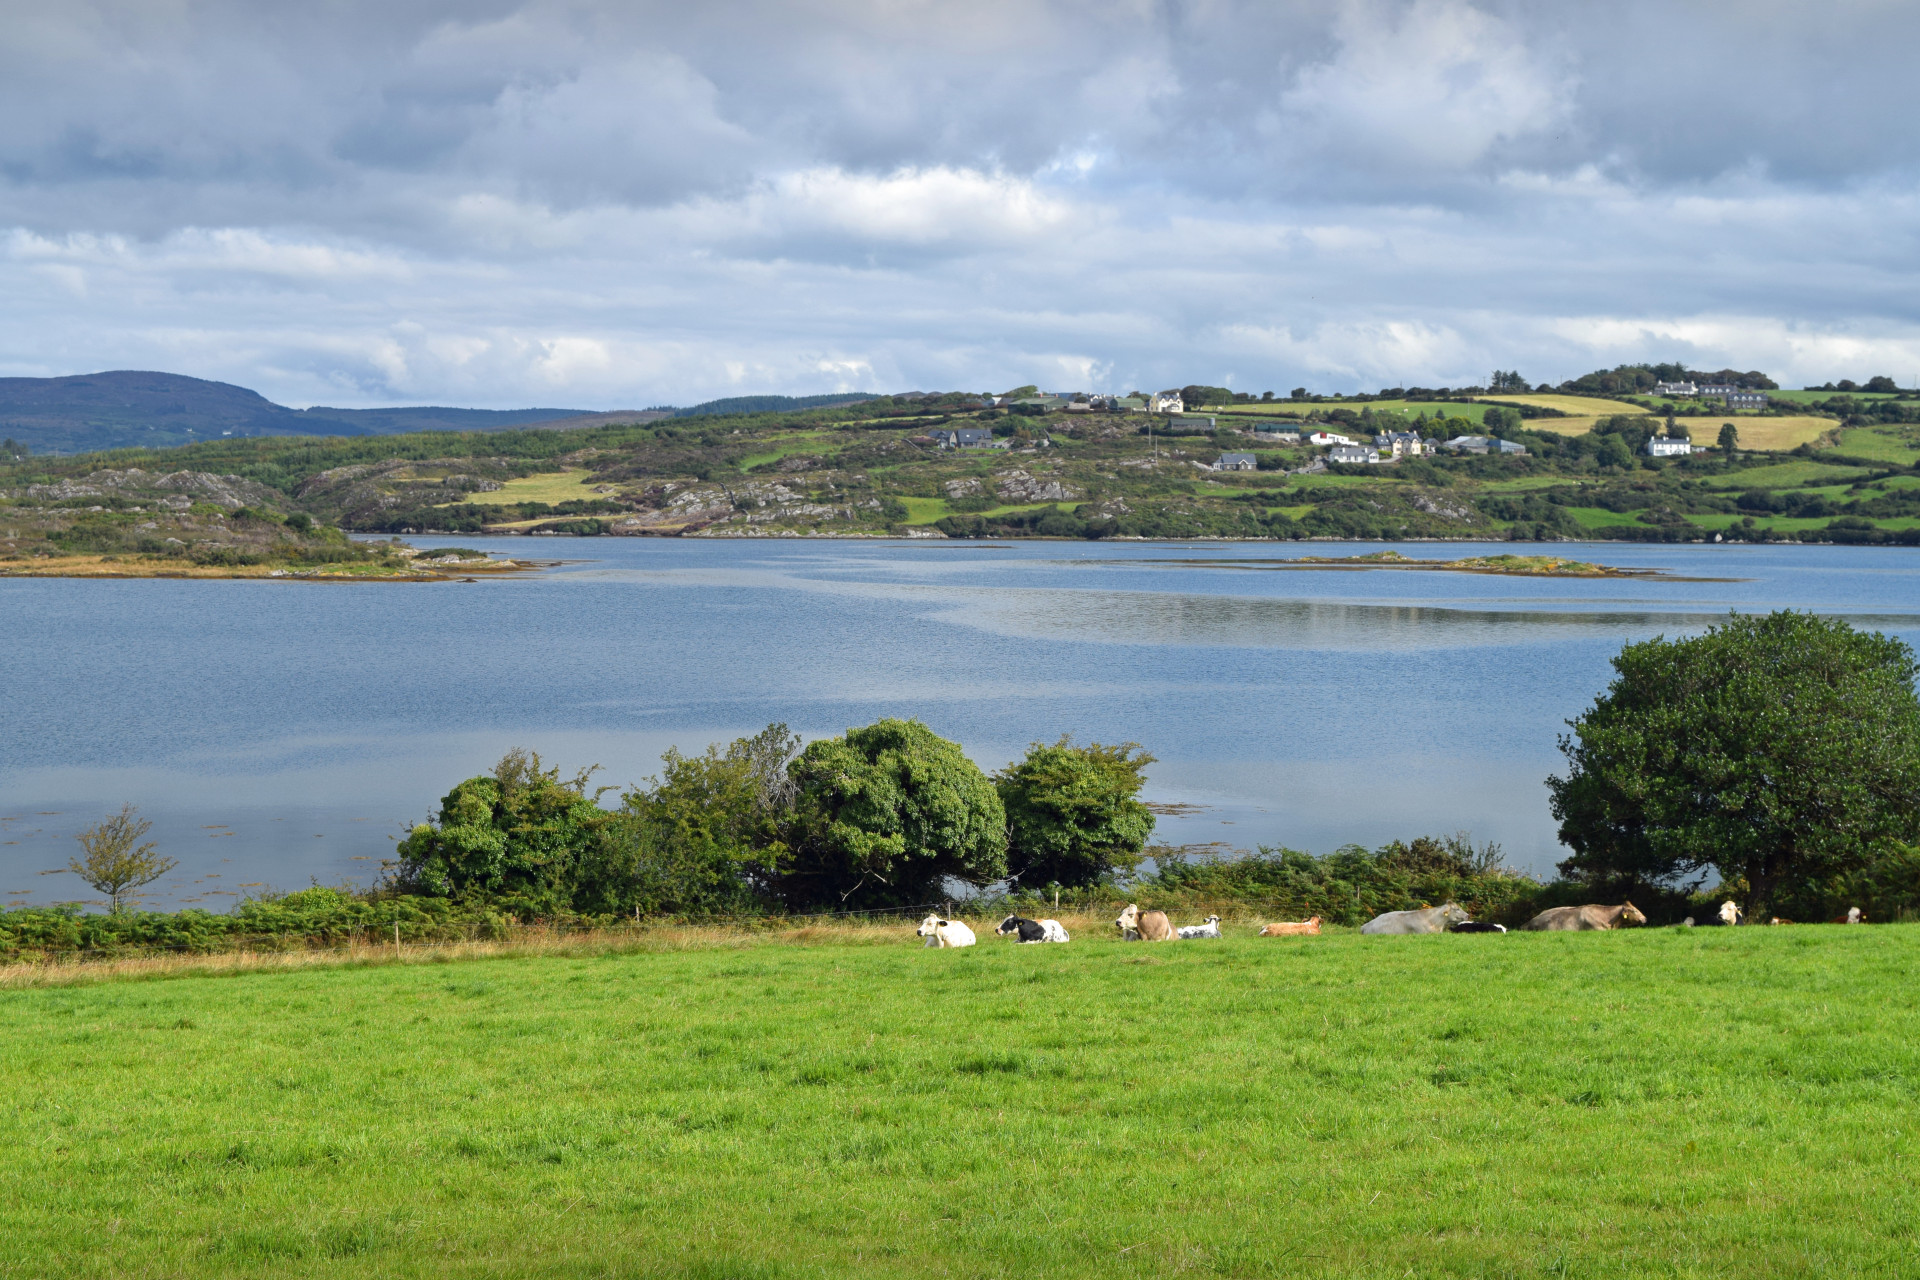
[1177,915,1222,939]
[916,914,976,948]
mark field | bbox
[1716,417,1842,452]
[439,470,608,506]
[1829,427,1920,463]
[3,923,1916,1278]
[1477,395,1648,417]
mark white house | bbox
[1150,391,1185,414]
[1328,444,1381,465]
[1214,452,1258,472]
[1654,381,1698,396]
[1646,436,1693,457]
[1305,431,1355,447]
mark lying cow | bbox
[916,914,976,948]
[995,915,1070,943]
[1259,917,1321,936]
[1682,901,1744,927]
[1360,904,1469,935]
[1177,915,1222,939]
[1832,907,1866,925]
[1449,921,1507,933]
[1115,903,1178,941]
[1522,902,1648,931]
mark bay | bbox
[5,537,1920,909]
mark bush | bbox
[997,738,1155,887]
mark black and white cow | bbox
[995,915,1070,943]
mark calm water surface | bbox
[6,538,1920,907]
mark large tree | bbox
[1548,611,1920,913]
[782,719,1006,908]
[997,737,1155,887]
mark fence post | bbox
[393,921,400,951]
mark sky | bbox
[2,0,1918,409]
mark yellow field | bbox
[1479,394,1649,416]
[1714,416,1842,452]
[437,470,614,506]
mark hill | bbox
[0,924,1913,1277]
[0,371,605,454]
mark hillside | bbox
[11,388,1920,559]
[0,371,600,454]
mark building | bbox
[1375,431,1424,457]
[1328,444,1381,465]
[1113,395,1148,412]
[1653,380,1699,396]
[1150,391,1185,414]
[1443,435,1528,456]
[1305,431,1355,447]
[1646,436,1693,457]
[1721,391,1768,410]
[928,428,997,449]
[1214,452,1258,472]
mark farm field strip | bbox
[432,469,609,507]
[2,927,1915,1279]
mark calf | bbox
[1177,915,1222,939]
[916,914,976,949]
[1360,904,1469,935]
[995,915,1070,943]
[1115,903,1178,941]
[1259,917,1321,937]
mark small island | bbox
[1149,550,1709,578]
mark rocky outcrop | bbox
[25,468,282,511]
[994,470,1081,502]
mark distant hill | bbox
[0,371,622,455]
[673,393,878,417]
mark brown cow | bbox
[1115,903,1177,941]
[1259,917,1322,936]
[1522,902,1648,931]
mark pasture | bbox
[437,470,607,507]
[1477,394,1648,417]
[2,922,1915,1279]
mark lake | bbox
[6,538,1920,909]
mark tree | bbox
[393,749,614,914]
[997,737,1155,887]
[68,804,176,912]
[1548,611,1920,915]
[599,724,800,917]
[1180,384,1234,408]
[1866,376,1899,394]
[1718,422,1740,454]
[782,719,1006,908]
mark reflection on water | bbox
[6,537,1920,902]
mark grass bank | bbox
[2,922,1914,1277]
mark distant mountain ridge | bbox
[0,371,881,455]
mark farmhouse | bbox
[1150,391,1185,414]
[928,428,998,449]
[1214,452,1257,471]
[1305,430,1355,447]
[1375,431,1424,457]
[1654,380,1699,396]
[1328,444,1381,465]
[1646,436,1693,457]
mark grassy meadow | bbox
[3,920,1916,1278]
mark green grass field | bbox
[1700,461,1872,490]
[4,925,1917,1278]
[1825,428,1920,463]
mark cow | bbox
[1449,921,1507,933]
[1115,903,1178,941]
[1359,904,1469,935]
[995,915,1070,943]
[1522,902,1649,932]
[1833,907,1866,925]
[1683,901,1745,927]
[1177,915,1222,939]
[1259,917,1321,936]
[916,914,976,948]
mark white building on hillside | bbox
[1150,391,1185,414]
[1646,436,1693,457]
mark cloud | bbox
[0,0,1917,405]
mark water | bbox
[6,538,1920,909]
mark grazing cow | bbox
[1522,903,1649,932]
[1259,917,1322,936]
[995,915,1070,943]
[1177,915,1222,939]
[916,914,976,949]
[1115,903,1178,941]
[1832,907,1866,925]
[1449,921,1507,933]
[1360,904,1469,935]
